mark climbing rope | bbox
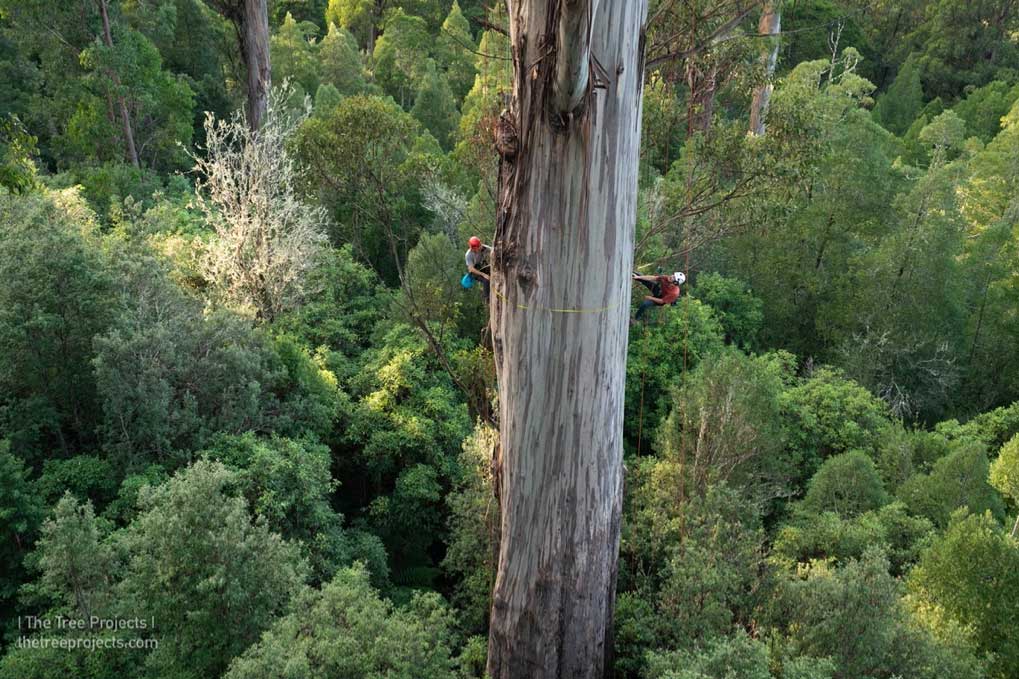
[635,321,650,457]
[634,265,690,457]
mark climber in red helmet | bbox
[465,236,493,299]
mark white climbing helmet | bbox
[673,272,686,285]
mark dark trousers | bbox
[634,278,663,320]
[636,278,662,295]
[635,299,660,320]
[470,267,491,300]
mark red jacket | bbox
[656,276,680,304]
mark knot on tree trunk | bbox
[495,110,519,161]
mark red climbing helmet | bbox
[468,236,482,249]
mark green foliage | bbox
[625,297,726,452]
[33,494,116,616]
[644,630,772,679]
[645,630,837,679]
[770,549,985,679]
[123,0,233,137]
[782,367,893,481]
[954,104,1019,409]
[653,486,769,650]
[780,0,876,81]
[1,0,195,170]
[458,24,510,129]
[0,187,115,460]
[990,433,1019,506]
[873,54,926,136]
[372,10,431,108]
[0,441,44,626]
[455,635,488,678]
[51,162,172,222]
[952,80,1019,142]
[267,333,342,440]
[271,12,322,97]
[689,273,764,351]
[295,95,434,283]
[343,324,470,578]
[100,464,167,525]
[801,450,889,518]
[0,114,37,193]
[619,481,771,674]
[907,0,1019,101]
[224,563,457,679]
[36,455,116,507]
[0,493,143,679]
[772,501,934,576]
[318,23,366,95]
[275,244,387,363]
[451,19,510,192]
[411,59,460,150]
[613,592,657,678]
[313,82,344,114]
[92,252,338,467]
[404,231,486,339]
[325,0,377,49]
[917,109,967,161]
[435,1,476,103]
[656,351,795,507]
[271,0,329,30]
[77,25,195,170]
[909,510,1019,679]
[897,441,1006,527]
[118,460,308,678]
[711,54,902,370]
[640,80,685,180]
[442,424,498,634]
[200,432,352,580]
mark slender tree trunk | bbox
[486,0,647,676]
[749,1,780,136]
[97,0,140,168]
[241,0,271,130]
[685,60,717,136]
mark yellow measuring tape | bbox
[492,286,623,314]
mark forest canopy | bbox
[1,0,1019,678]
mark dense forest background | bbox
[2,0,1019,677]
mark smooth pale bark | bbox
[242,0,271,130]
[97,0,140,168]
[749,2,781,136]
[486,0,647,676]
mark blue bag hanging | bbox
[461,273,474,289]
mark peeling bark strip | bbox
[486,0,648,676]
[552,0,594,116]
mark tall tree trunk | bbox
[97,0,140,168]
[241,0,271,130]
[749,1,780,136]
[685,60,717,136]
[486,0,648,676]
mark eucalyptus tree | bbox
[484,0,761,676]
[204,0,272,129]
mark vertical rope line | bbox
[636,324,649,456]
